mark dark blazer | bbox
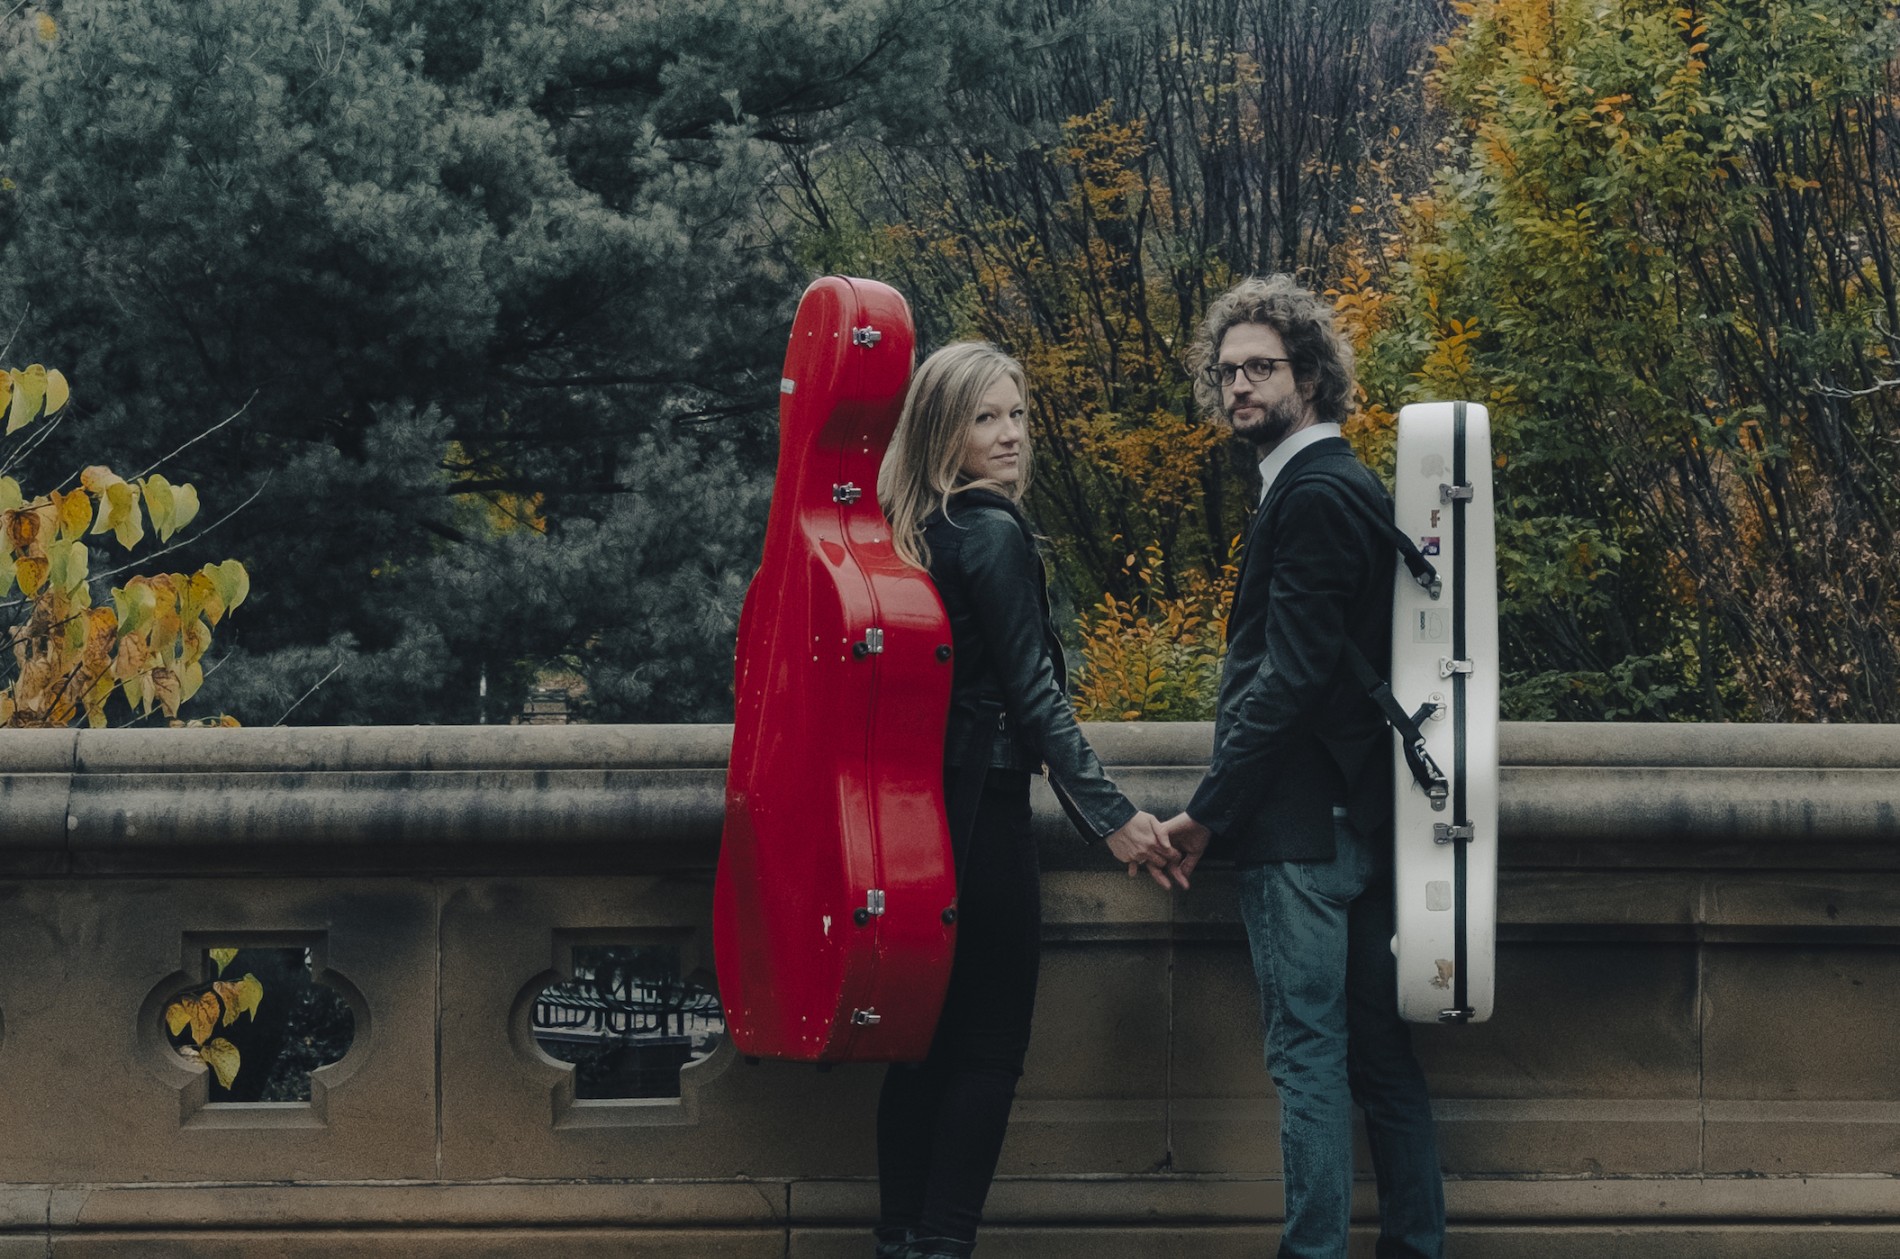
[923,488,1137,842]
[1186,436,1396,864]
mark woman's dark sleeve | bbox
[958,510,1138,841]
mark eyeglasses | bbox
[1203,357,1292,389]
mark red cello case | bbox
[714,276,957,1063]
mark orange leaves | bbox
[1072,538,1239,722]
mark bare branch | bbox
[133,390,258,480]
[0,306,28,361]
[1809,378,1900,399]
[273,661,344,726]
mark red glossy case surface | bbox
[713,276,955,1063]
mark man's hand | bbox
[1159,812,1212,888]
[1105,811,1183,889]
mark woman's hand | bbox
[1105,811,1185,889]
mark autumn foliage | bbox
[164,948,263,1090]
[0,365,248,727]
[1073,539,1238,722]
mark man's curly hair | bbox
[1190,275,1356,425]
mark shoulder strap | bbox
[1273,462,1449,802]
[1294,466,1442,599]
[1340,638,1449,807]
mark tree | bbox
[0,0,1005,723]
[781,0,1449,612]
[1363,0,1900,719]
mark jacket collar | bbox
[1255,436,1354,531]
[930,485,1028,526]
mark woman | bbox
[871,341,1177,1258]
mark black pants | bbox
[876,769,1040,1244]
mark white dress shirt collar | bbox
[1257,422,1343,503]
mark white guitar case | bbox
[1388,401,1498,1024]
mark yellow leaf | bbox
[79,466,121,495]
[83,675,111,728]
[0,478,19,514]
[83,607,116,666]
[7,366,45,435]
[4,508,41,554]
[213,560,249,613]
[151,667,183,718]
[181,658,204,701]
[182,617,212,665]
[56,489,91,540]
[112,583,157,637]
[208,948,238,975]
[231,973,262,1020]
[169,483,200,534]
[149,668,182,717]
[185,990,220,1046]
[106,482,144,550]
[163,999,194,1037]
[34,12,56,41]
[0,374,9,419]
[14,556,48,597]
[42,368,68,414]
[199,1038,240,1089]
[59,542,87,593]
[141,475,176,541]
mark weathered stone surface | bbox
[0,722,1890,1254]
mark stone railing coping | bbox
[0,722,1893,875]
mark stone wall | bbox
[0,723,1895,1257]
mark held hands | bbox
[1156,812,1211,889]
[1104,811,1186,890]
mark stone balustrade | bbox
[0,722,1896,1258]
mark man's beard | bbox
[1229,395,1305,450]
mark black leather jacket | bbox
[923,488,1137,842]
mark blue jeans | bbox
[1237,811,1446,1259]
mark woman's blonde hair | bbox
[877,341,1030,569]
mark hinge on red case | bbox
[832,483,862,504]
[852,628,884,658]
[852,326,882,347]
[851,1008,882,1026]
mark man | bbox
[1164,275,1446,1259]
